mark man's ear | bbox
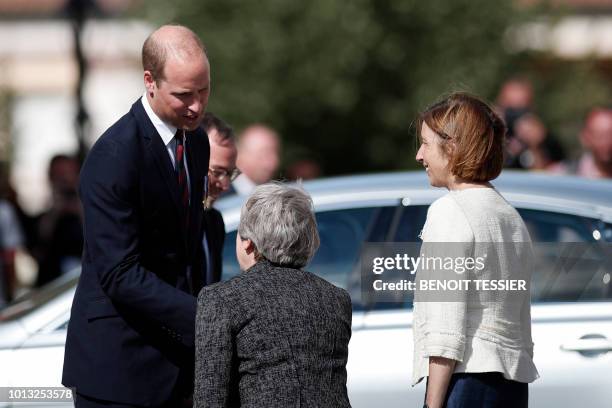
[143,71,156,97]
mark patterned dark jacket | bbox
[194,260,353,408]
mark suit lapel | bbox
[131,100,184,226]
[185,132,202,215]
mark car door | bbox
[518,209,612,408]
[0,275,76,408]
[5,314,72,408]
[350,203,429,408]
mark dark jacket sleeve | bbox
[80,134,197,347]
[207,208,226,283]
[194,285,236,408]
[214,209,226,256]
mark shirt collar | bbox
[140,93,178,146]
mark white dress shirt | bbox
[140,94,191,194]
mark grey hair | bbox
[238,182,320,268]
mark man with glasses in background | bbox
[200,113,240,284]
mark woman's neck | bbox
[447,178,492,191]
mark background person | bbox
[511,113,565,171]
[194,183,352,408]
[557,107,612,178]
[414,93,539,408]
[285,158,321,181]
[231,124,280,195]
[0,196,24,306]
[32,154,83,287]
[496,77,533,139]
[495,78,565,171]
[200,112,238,284]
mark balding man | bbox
[63,25,211,407]
[232,124,280,195]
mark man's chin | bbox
[182,123,200,132]
[179,117,202,131]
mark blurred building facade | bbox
[0,0,148,214]
[513,0,612,59]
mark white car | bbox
[1,171,611,407]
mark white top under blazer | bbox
[412,187,540,385]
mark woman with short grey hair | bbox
[194,182,352,408]
[237,182,320,268]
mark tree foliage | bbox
[140,0,549,175]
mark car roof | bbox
[216,170,612,223]
[320,171,608,200]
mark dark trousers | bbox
[441,372,528,408]
[74,392,192,408]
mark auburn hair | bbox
[418,92,506,182]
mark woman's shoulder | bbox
[303,269,351,296]
[428,193,463,215]
[426,193,472,226]
[197,271,253,305]
[449,188,527,236]
[422,193,473,242]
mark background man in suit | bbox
[63,24,212,408]
[200,112,238,284]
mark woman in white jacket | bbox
[413,92,539,408]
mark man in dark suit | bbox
[63,25,213,407]
[194,183,352,408]
[200,112,238,283]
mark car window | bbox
[221,206,611,308]
[365,206,611,308]
[310,207,393,304]
[517,209,612,302]
[56,320,70,331]
[392,205,429,242]
[221,231,241,281]
[365,205,429,311]
[221,206,397,311]
[518,208,602,242]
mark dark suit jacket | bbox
[194,260,353,408]
[202,208,225,283]
[62,99,212,406]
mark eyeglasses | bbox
[209,167,241,182]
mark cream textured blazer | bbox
[412,187,540,385]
